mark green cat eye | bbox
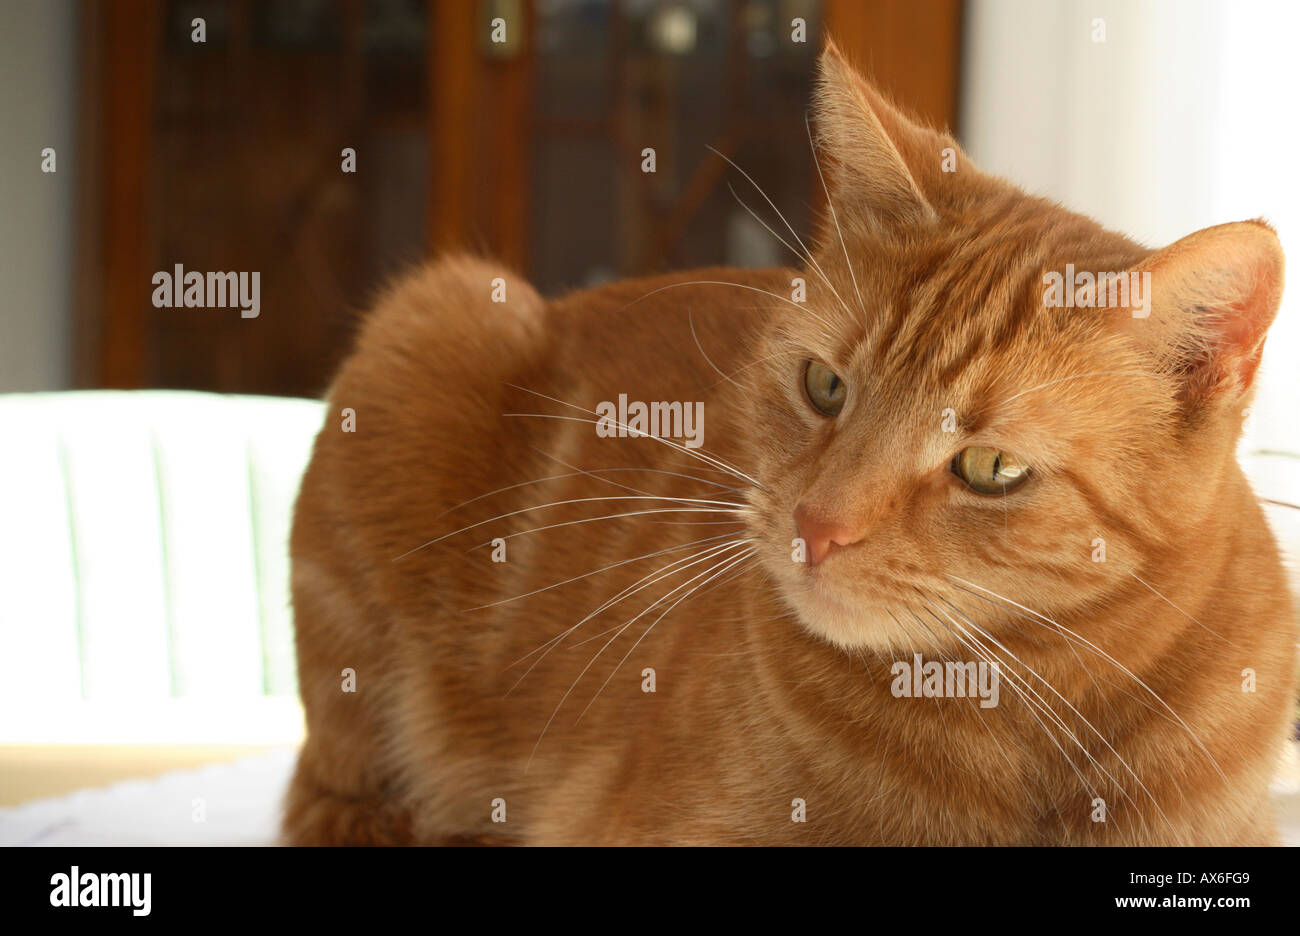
[952,446,1030,495]
[804,361,847,416]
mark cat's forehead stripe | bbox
[867,234,1038,380]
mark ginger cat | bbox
[284,43,1297,845]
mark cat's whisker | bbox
[505,539,753,675]
[904,603,1076,832]
[657,459,753,481]
[429,464,747,525]
[945,586,1185,729]
[504,539,753,700]
[433,471,592,521]
[707,143,856,321]
[723,180,856,323]
[941,591,1167,739]
[1125,570,1240,648]
[467,506,749,552]
[1260,496,1300,511]
[723,182,811,268]
[529,447,656,499]
[645,518,749,525]
[921,604,1101,781]
[565,619,638,651]
[943,575,1227,784]
[395,493,746,561]
[885,606,927,652]
[918,609,1100,816]
[525,545,756,771]
[534,449,750,496]
[934,601,1167,834]
[699,348,804,393]
[895,607,1074,840]
[901,604,1042,755]
[943,589,1161,783]
[615,279,836,331]
[688,549,759,599]
[530,448,745,506]
[503,383,767,488]
[573,548,757,726]
[994,369,1131,407]
[688,308,747,391]
[896,606,1060,832]
[564,555,755,651]
[805,110,864,314]
[463,531,741,614]
[937,593,1054,653]
[503,410,765,492]
[922,606,1112,827]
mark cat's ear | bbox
[813,39,941,231]
[1120,220,1285,407]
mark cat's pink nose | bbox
[793,503,862,567]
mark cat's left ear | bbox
[1120,220,1285,407]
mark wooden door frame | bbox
[824,0,964,134]
[75,0,160,389]
[428,0,534,273]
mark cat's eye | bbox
[952,447,1031,495]
[804,361,847,416]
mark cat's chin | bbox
[789,584,917,653]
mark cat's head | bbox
[745,41,1285,653]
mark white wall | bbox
[0,1,78,393]
[962,0,1300,455]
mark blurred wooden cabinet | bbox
[77,0,960,397]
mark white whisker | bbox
[945,575,1226,783]
[506,539,752,677]
[524,544,755,770]
[805,111,864,313]
[935,602,1165,833]
[504,382,766,488]
[707,143,854,321]
[996,370,1129,407]
[574,548,756,725]
[463,531,740,614]
[1126,570,1239,648]
[614,279,836,331]
[467,506,747,552]
[503,408,765,491]
[395,493,745,561]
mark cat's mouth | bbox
[751,509,920,649]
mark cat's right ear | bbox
[813,39,940,232]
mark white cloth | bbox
[0,747,297,846]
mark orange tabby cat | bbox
[284,42,1297,845]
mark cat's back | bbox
[305,256,793,529]
[296,255,794,631]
